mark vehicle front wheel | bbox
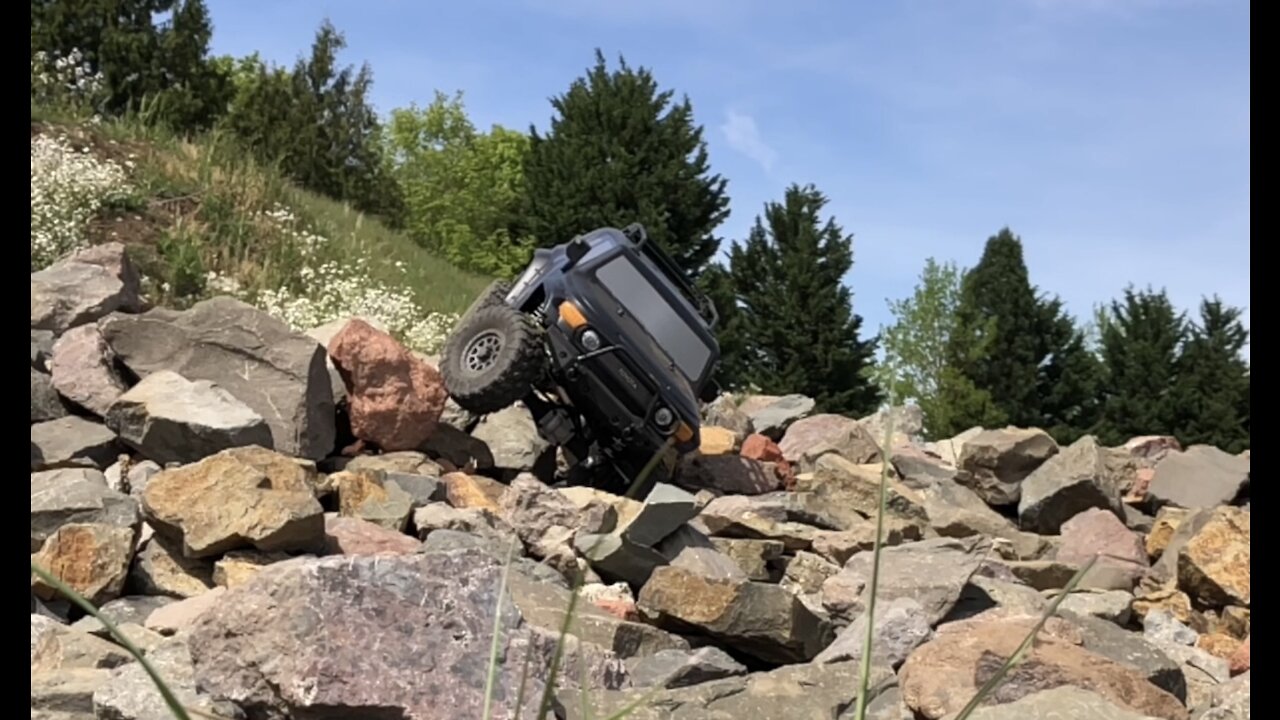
[441,304,546,415]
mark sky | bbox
[205,0,1250,356]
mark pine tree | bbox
[719,184,880,415]
[222,21,400,217]
[31,0,229,130]
[698,263,749,388]
[1096,286,1186,444]
[521,50,730,277]
[1172,297,1250,453]
[1034,296,1103,443]
[944,228,1044,428]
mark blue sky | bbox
[206,0,1249,356]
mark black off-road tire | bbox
[442,303,546,415]
[456,279,513,329]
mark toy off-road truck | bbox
[439,224,721,495]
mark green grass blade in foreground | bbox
[851,400,897,720]
[30,559,216,720]
[951,553,1101,720]
[536,437,677,720]
[483,537,520,720]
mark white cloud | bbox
[720,110,778,171]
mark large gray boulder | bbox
[1018,435,1125,534]
[99,296,335,460]
[1149,445,1249,510]
[956,427,1059,506]
[188,549,627,719]
[30,416,122,471]
[105,370,273,465]
[31,242,144,335]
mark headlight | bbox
[580,329,602,351]
[653,407,674,428]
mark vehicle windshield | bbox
[595,255,713,382]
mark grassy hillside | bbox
[30,104,491,354]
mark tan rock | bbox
[30,666,113,717]
[561,486,641,531]
[141,446,325,558]
[899,615,1188,720]
[128,533,214,598]
[696,494,823,550]
[1132,587,1194,625]
[709,537,785,581]
[1177,506,1249,608]
[1221,606,1250,638]
[214,549,295,589]
[1123,466,1156,503]
[698,426,738,455]
[327,319,447,451]
[335,469,414,531]
[1147,506,1190,560]
[796,454,926,529]
[345,451,440,476]
[442,471,506,512]
[638,565,832,664]
[1197,632,1243,661]
[31,622,133,671]
[31,522,134,606]
[809,520,923,566]
[1228,635,1249,675]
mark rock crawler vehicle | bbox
[439,224,721,495]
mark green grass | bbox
[32,101,491,319]
[286,188,492,315]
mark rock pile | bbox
[30,245,1250,719]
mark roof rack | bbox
[622,223,719,329]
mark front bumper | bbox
[545,324,698,458]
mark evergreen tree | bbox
[699,262,749,388]
[1034,296,1103,442]
[945,228,1043,428]
[1096,286,1186,444]
[521,50,730,277]
[719,184,880,415]
[1172,297,1250,453]
[31,0,229,130]
[222,21,401,217]
[933,366,1007,437]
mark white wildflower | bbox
[30,133,132,270]
[244,207,459,354]
[31,48,105,107]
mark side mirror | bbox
[565,238,589,268]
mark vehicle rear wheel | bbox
[441,304,545,415]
